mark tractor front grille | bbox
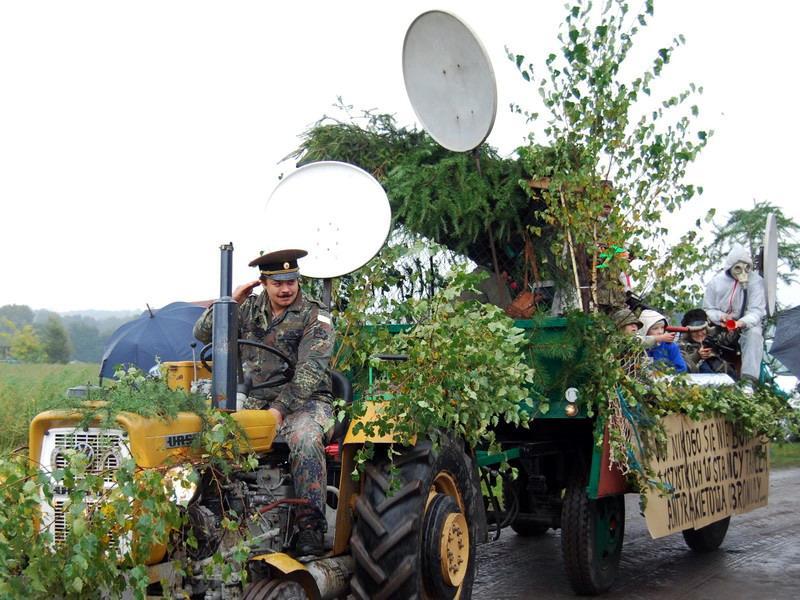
[39,427,130,545]
[51,429,127,483]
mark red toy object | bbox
[665,326,690,333]
[666,325,706,333]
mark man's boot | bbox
[294,522,324,557]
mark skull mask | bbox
[730,261,751,284]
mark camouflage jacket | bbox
[678,338,703,373]
[678,338,730,375]
[193,291,334,416]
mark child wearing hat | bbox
[638,309,688,373]
[612,307,642,335]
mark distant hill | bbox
[1,304,142,364]
[56,311,139,363]
[59,309,139,320]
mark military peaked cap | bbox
[248,249,307,280]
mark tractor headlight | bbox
[564,387,579,417]
[164,465,199,507]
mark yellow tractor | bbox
[29,360,482,600]
[28,246,484,599]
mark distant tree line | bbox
[0,304,135,364]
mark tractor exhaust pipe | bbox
[210,242,239,411]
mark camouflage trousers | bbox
[280,398,333,529]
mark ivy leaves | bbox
[339,267,536,470]
[0,369,256,598]
[0,452,182,599]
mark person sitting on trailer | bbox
[638,309,688,373]
[612,307,642,335]
[703,244,766,385]
[677,308,737,377]
[193,248,334,557]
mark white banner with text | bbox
[644,413,769,539]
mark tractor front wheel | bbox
[561,464,625,595]
[350,438,478,600]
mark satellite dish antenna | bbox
[762,212,778,317]
[402,10,497,152]
[263,161,391,279]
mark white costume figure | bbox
[703,244,766,381]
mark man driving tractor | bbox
[193,248,335,557]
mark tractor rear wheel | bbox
[350,438,478,600]
[682,516,730,553]
[561,464,625,595]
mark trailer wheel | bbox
[504,478,549,536]
[682,516,730,553]
[511,520,549,537]
[242,578,306,600]
[561,464,625,595]
[350,439,478,600]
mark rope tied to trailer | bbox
[611,386,666,490]
[605,346,666,489]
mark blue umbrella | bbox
[99,301,207,379]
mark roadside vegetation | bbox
[770,442,800,469]
[0,363,97,453]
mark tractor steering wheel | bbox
[199,340,296,390]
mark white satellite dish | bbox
[762,212,778,317]
[402,10,497,152]
[263,161,391,279]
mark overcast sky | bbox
[1,1,798,312]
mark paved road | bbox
[473,467,799,599]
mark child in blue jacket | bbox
[638,309,688,373]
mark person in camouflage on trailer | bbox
[193,248,334,556]
[677,308,737,377]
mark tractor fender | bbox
[249,553,321,600]
[342,401,414,445]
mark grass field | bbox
[770,441,800,469]
[0,362,98,454]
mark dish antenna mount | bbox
[760,213,779,317]
[402,10,497,152]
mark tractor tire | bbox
[561,463,625,595]
[242,578,306,600]
[682,516,730,553]
[350,438,478,600]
